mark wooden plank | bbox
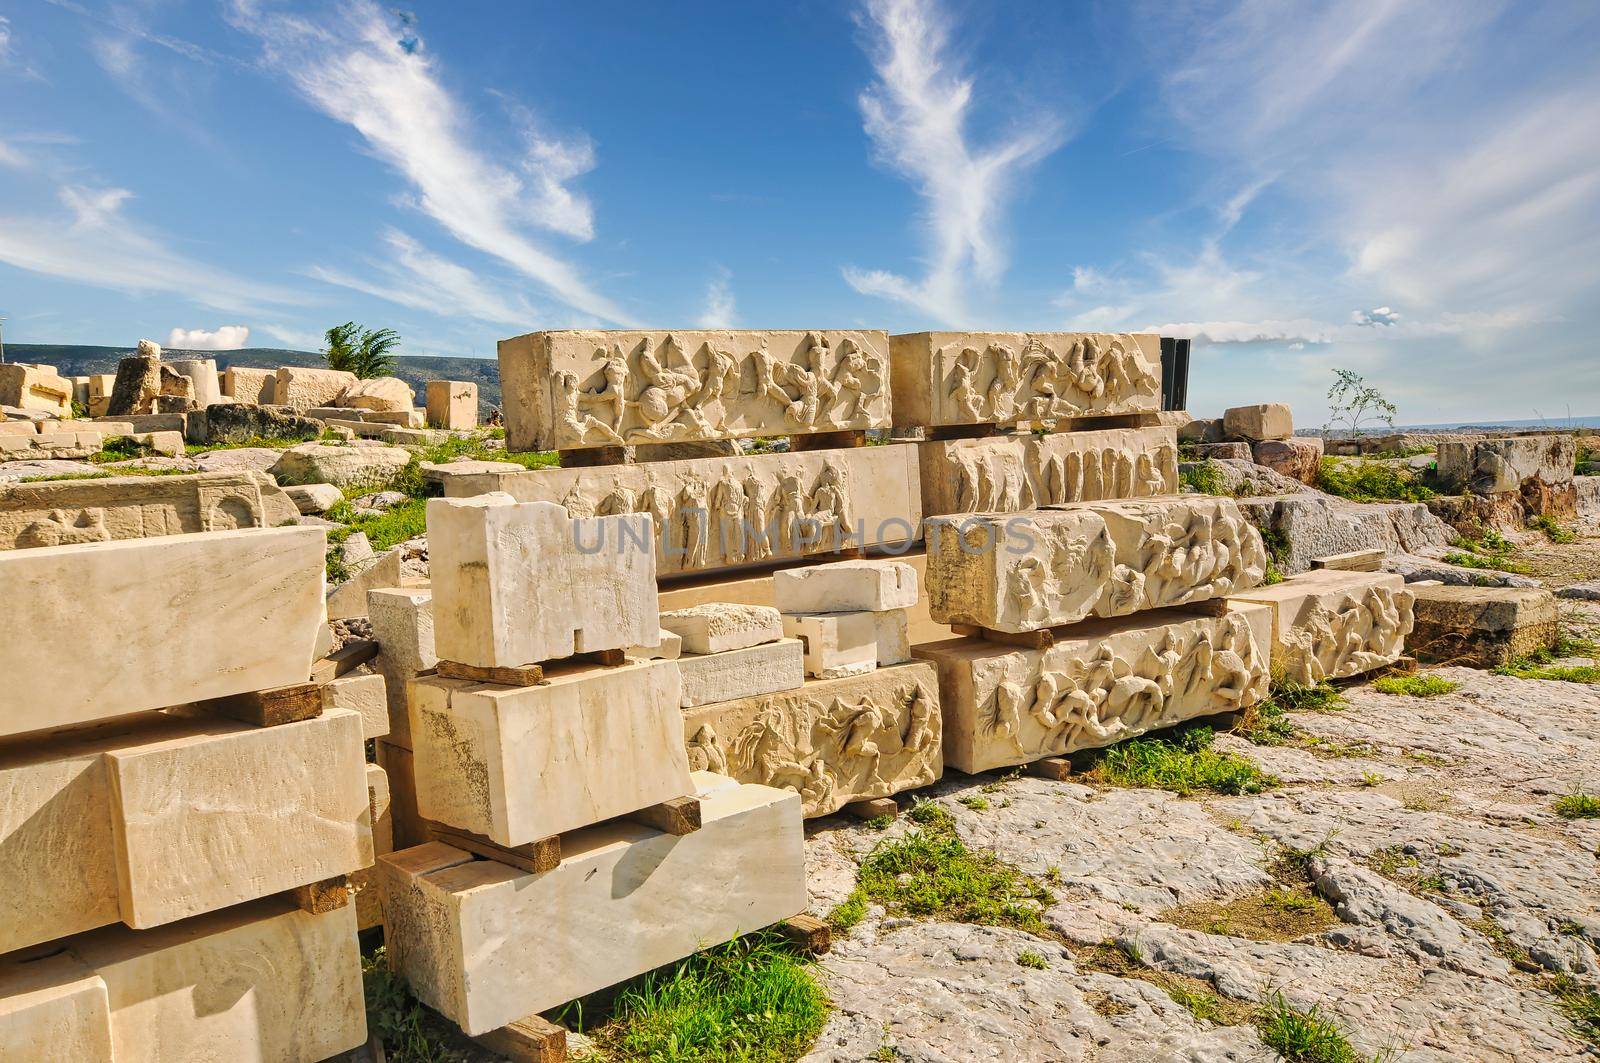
[776,914,832,956]
[437,659,546,687]
[292,875,351,914]
[950,624,1055,649]
[309,638,380,684]
[425,820,562,875]
[627,795,702,836]
[581,647,628,668]
[1311,549,1384,572]
[471,1015,568,1063]
[196,682,322,727]
[1025,756,1074,781]
[790,429,866,451]
[845,797,898,821]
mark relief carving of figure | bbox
[596,478,636,517]
[771,470,807,555]
[985,343,1022,422]
[711,478,747,563]
[632,335,703,439]
[686,723,728,774]
[579,346,629,439]
[16,507,111,549]
[554,369,624,445]
[741,471,773,562]
[677,476,710,569]
[559,482,594,518]
[638,474,672,555]
[830,337,872,421]
[903,683,939,755]
[810,461,854,553]
[947,349,985,422]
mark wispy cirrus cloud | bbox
[696,267,736,328]
[307,229,539,327]
[226,0,624,323]
[842,0,1065,324]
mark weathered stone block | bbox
[1578,475,1600,525]
[888,333,1161,429]
[1436,435,1576,494]
[274,366,358,410]
[323,673,389,740]
[0,363,73,415]
[918,426,1179,518]
[426,380,478,430]
[368,587,437,748]
[660,603,782,654]
[380,776,805,1035]
[410,660,690,846]
[285,481,343,515]
[1188,441,1251,461]
[682,662,940,816]
[1253,437,1323,484]
[926,497,1265,633]
[199,402,324,446]
[773,558,918,613]
[0,951,114,1061]
[501,329,890,451]
[1406,584,1558,667]
[1223,403,1293,441]
[429,443,922,576]
[915,604,1273,774]
[337,375,414,412]
[676,639,805,707]
[1231,570,1414,684]
[105,356,194,417]
[0,527,326,737]
[1178,417,1223,443]
[429,493,657,667]
[269,442,412,489]
[874,609,911,664]
[168,359,221,408]
[781,611,878,678]
[222,365,275,404]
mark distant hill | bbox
[4,344,502,415]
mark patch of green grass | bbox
[183,435,302,455]
[85,435,155,464]
[827,892,869,932]
[1553,791,1600,819]
[1446,528,1529,574]
[1493,654,1600,684]
[1272,681,1346,712]
[1370,674,1459,698]
[1551,975,1600,1047]
[18,471,114,483]
[1016,949,1049,970]
[1529,514,1578,544]
[578,932,829,1063]
[1232,696,1299,745]
[958,795,990,812]
[362,948,476,1062]
[415,434,558,470]
[1255,991,1378,1062]
[835,807,1054,934]
[1089,728,1276,796]
[1180,462,1229,497]
[1316,457,1435,502]
[1166,984,1227,1024]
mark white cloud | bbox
[307,229,538,327]
[1350,306,1400,327]
[167,325,251,350]
[0,16,12,64]
[226,0,624,323]
[697,268,736,328]
[842,0,1064,323]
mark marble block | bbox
[223,365,275,404]
[874,609,911,665]
[274,366,357,410]
[0,363,73,415]
[368,587,437,749]
[0,950,114,1061]
[322,673,389,740]
[355,763,393,931]
[410,660,691,846]
[426,380,478,430]
[1436,435,1576,494]
[428,442,923,577]
[889,332,1161,429]
[428,493,657,668]
[660,603,783,654]
[0,527,326,738]
[628,629,683,660]
[1222,403,1293,442]
[1230,570,1415,684]
[918,426,1179,518]
[915,605,1274,773]
[781,611,878,679]
[69,897,365,1062]
[167,359,221,408]
[380,775,806,1035]
[926,496,1267,633]
[682,661,941,817]
[500,329,890,451]
[676,639,805,708]
[772,558,918,613]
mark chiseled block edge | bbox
[380,775,805,1035]
[676,639,805,708]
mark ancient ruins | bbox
[2,329,1597,1061]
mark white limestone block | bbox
[1230,569,1415,684]
[661,603,783,654]
[771,559,918,613]
[874,609,911,665]
[0,527,326,739]
[781,611,878,679]
[410,659,691,846]
[368,586,436,749]
[627,629,682,661]
[380,776,806,1035]
[0,951,113,1061]
[426,380,478,430]
[323,673,389,740]
[675,639,805,708]
[428,493,658,668]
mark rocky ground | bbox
[799,599,1600,1061]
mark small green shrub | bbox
[1180,462,1228,497]
[1553,791,1600,819]
[1551,974,1600,1047]
[1090,729,1276,796]
[1016,949,1049,970]
[1315,458,1435,502]
[1255,991,1376,1063]
[1371,674,1459,698]
[1529,514,1577,544]
[1271,681,1345,712]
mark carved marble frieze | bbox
[680,661,941,817]
[1232,570,1415,685]
[0,470,273,550]
[500,330,890,452]
[915,605,1273,773]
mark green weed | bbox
[1370,674,1459,698]
[1315,458,1435,502]
[1089,728,1276,796]
[1553,791,1600,819]
[1255,991,1380,1062]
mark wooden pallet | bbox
[471,1015,568,1063]
[291,874,353,914]
[433,647,631,688]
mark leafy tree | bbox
[323,322,400,379]
[1324,368,1397,439]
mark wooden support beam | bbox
[309,638,380,684]
[1025,756,1074,781]
[558,446,630,468]
[471,1015,568,1063]
[790,429,867,451]
[845,797,898,821]
[775,914,832,956]
[950,624,1055,649]
[926,422,1000,441]
[436,659,546,687]
[627,795,702,835]
[196,682,322,727]
[1311,549,1385,572]
[292,875,351,914]
[425,820,562,875]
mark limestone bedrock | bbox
[660,602,783,654]
[381,774,806,1036]
[916,604,1273,774]
[0,527,326,738]
[926,496,1267,633]
[409,659,692,846]
[888,332,1162,429]
[428,492,657,668]
[682,660,941,817]
[1231,569,1415,685]
[500,329,890,451]
[772,558,919,613]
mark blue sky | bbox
[2,0,1597,424]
